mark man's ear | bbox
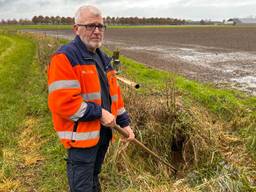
[73,24,79,35]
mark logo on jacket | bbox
[82,70,95,74]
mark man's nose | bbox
[93,26,101,33]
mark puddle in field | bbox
[230,76,256,94]
[168,47,256,95]
[121,44,256,95]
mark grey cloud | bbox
[0,0,16,8]
[39,1,51,7]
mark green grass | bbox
[0,34,35,144]
[0,33,37,190]
[0,35,12,55]
[187,159,255,192]
[0,32,67,191]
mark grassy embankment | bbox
[0,27,255,191]
[0,32,68,191]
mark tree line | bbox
[104,16,185,25]
[0,15,186,25]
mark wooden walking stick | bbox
[113,124,177,174]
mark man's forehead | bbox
[79,12,103,23]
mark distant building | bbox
[225,18,256,25]
[224,19,235,25]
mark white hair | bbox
[74,5,102,24]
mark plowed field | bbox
[27,27,256,94]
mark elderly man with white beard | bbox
[47,5,134,192]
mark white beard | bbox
[80,36,102,51]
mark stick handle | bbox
[113,124,177,173]
[116,76,140,89]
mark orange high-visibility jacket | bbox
[48,36,130,149]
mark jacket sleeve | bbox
[48,53,102,121]
[116,85,130,128]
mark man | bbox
[48,5,135,192]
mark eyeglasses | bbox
[76,23,106,32]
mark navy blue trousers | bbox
[66,128,111,192]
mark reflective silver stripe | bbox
[57,131,100,141]
[111,95,118,102]
[48,80,80,93]
[117,107,126,115]
[72,131,99,141]
[57,131,73,140]
[82,92,101,101]
[70,102,88,121]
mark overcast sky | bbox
[0,0,255,21]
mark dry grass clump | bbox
[101,80,223,191]
[123,82,220,170]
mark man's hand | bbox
[100,108,116,128]
[121,126,135,142]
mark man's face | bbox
[74,12,104,52]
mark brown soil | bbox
[104,28,256,95]
[24,27,256,95]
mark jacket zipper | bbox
[83,57,102,102]
[71,121,79,142]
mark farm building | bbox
[225,18,256,25]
